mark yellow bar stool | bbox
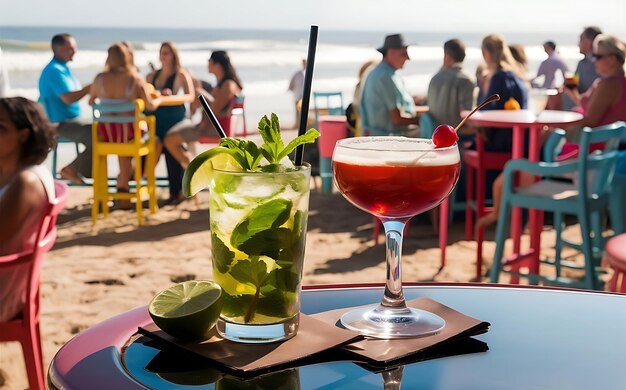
[91,99,158,225]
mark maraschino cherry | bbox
[432,94,501,148]
[432,124,458,148]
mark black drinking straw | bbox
[198,95,227,139]
[294,25,319,166]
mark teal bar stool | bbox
[318,115,348,193]
[313,91,344,129]
[51,136,82,184]
[490,121,626,290]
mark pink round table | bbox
[461,109,583,277]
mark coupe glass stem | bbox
[380,218,410,309]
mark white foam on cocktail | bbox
[332,137,460,166]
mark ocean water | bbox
[1,26,584,128]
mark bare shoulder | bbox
[177,68,192,79]
[146,70,156,83]
[132,74,147,86]
[19,169,46,193]
[222,79,240,93]
[4,170,46,203]
[594,77,620,99]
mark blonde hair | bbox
[481,34,526,80]
[105,43,134,74]
[594,34,626,67]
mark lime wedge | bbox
[148,280,223,341]
[182,147,242,197]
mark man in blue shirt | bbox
[360,34,420,136]
[38,33,92,183]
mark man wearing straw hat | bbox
[359,33,420,137]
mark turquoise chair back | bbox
[577,123,624,199]
[542,128,567,162]
[313,91,344,128]
[93,101,137,124]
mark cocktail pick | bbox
[198,95,227,139]
[432,94,500,148]
[294,25,319,166]
[454,94,500,132]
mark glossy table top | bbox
[48,284,626,389]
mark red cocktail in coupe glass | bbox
[332,136,460,338]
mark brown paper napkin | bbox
[311,296,490,364]
[138,313,361,374]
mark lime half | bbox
[148,280,223,341]
[182,147,242,197]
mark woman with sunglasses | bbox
[566,35,626,127]
[559,34,626,159]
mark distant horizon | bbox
[0,23,617,35]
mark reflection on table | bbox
[48,284,625,389]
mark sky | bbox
[2,0,626,36]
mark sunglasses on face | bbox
[592,53,613,61]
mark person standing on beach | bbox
[287,59,305,129]
[533,41,569,89]
[427,39,475,135]
[38,33,92,184]
[359,34,420,136]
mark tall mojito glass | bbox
[208,164,311,343]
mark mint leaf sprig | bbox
[218,113,319,172]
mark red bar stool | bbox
[604,233,626,293]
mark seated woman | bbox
[560,34,626,159]
[478,34,626,228]
[476,33,529,152]
[164,50,243,169]
[88,43,160,207]
[146,42,195,204]
[0,97,56,321]
[473,34,529,227]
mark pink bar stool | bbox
[604,233,626,293]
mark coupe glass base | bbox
[216,314,299,343]
[340,305,445,339]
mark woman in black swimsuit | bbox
[146,42,194,204]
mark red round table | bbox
[461,109,583,276]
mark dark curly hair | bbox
[0,97,57,166]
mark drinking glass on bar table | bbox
[332,137,460,338]
[209,163,312,343]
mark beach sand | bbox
[0,184,595,389]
